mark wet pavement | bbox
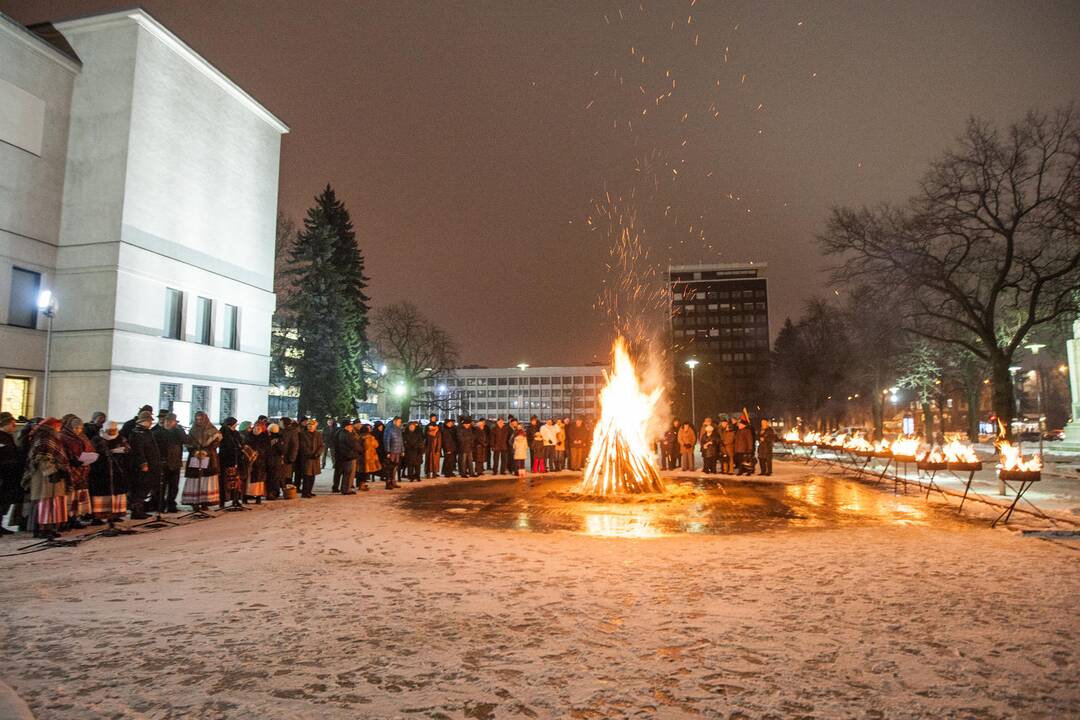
[399,474,984,537]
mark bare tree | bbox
[372,302,459,419]
[820,107,1080,435]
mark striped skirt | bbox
[36,496,69,526]
[181,475,220,506]
[71,488,92,517]
[246,480,266,498]
[91,493,127,519]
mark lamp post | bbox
[37,290,56,416]
[1008,365,1023,433]
[1025,343,1046,454]
[685,358,699,428]
[517,363,528,418]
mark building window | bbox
[1,377,31,418]
[164,289,184,339]
[159,382,180,411]
[192,385,210,415]
[195,297,213,345]
[8,268,41,329]
[223,304,239,350]
[220,388,236,421]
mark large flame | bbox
[579,338,665,495]
[891,437,922,458]
[997,441,1042,472]
[942,439,978,464]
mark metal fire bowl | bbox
[998,469,1041,483]
[851,450,874,457]
[916,461,948,471]
[892,454,917,463]
[872,451,893,459]
[946,461,982,472]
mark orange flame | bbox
[942,439,978,464]
[891,437,922,457]
[997,441,1042,472]
[579,338,665,495]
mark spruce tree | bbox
[279,186,371,416]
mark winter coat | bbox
[424,425,442,455]
[89,433,130,497]
[129,424,163,478]
[513,434,529,460]
[566,422,588,449]
[219,427,245,470]
[403,426,425,462]
[25,425,70,502]
[0,429,24,505]
[335,428,361,463]
[362,434,382,473]
[698,423,715,445]
[298,428,324,476]
[539,424,559,446]
[152,424,189,472]
[758,427,777,458]
[383,423,404,456]
[661,428,677,451]
[699,429,719,459]
[281,424,300,473]
[456,425,476,453]
[721,428,736,455]
[490,423,511,451]
[441,424,458,453]
[677,424,697,450]
[734,426,755,454]
[555,426,566,452]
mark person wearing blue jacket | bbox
[382,417,404,489]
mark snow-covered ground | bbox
[1,464,1078,719]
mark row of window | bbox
[674,315,769,327]
[671,270,760,281]
[675,327,769,339]
[681,301,767,312]
[164,288,239,350]
[466,400,598,412]
[160,382,236,420]
[675,288,766,301]
[458,388,599,399]
[423,375,601,387]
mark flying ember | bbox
[579,338,665,496]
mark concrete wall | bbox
[0,15,78,417]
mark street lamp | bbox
[685,358,699,427]
[517,363,528,417]
[37,290,56,416]
[1025,343,1047,454]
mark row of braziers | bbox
[779,431,1045,526]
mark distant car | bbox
[1017,430,1042,442]
[1044,429,1066,442]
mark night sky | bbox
[6,0,1080,367]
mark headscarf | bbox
[24,418,70,482]
[100,421,121,439]
[189,412,219,448]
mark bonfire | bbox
[579,338,665,495]
[942,439,979,464]
[997,441,1042,473]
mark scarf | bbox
[189,416,219,449]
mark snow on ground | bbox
[1,463,1078,719]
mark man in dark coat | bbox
[566,418,589,471]
[440,418,458,477]
[120,404,153,439]
[128,410,162,519]
[489,418,511,475]
[734,419,755,476]
[151,412,188,513]
[472,419,489,476]
[403,421,424,481]
[297,418,324,497]
[333,420,361,494]
[321,417,337,469]
[424,418,442,478]
[757,419,777,476]
[0,412,23,534]
[280,417,300,489]
[456,418,476,478]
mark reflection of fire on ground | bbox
[579,338,665,496]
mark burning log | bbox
[916,446,948,471]
[943,439,982,471]
[890,437,922,463]
[997,441,1042,483]
[579,338,665,496]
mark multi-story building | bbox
[414,365,606,420]
[668,262,770,413]
[0,9,287,422]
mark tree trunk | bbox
[989,354,1015,438]
[872,393,884,439]
[965,385,980,441]
[921,400,934,440]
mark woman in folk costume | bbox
[183,411,221,509]
[244,420,270,503]
[88,421,130,522]
[218,417,245,509]
[24,418,71,538]
[59,414,95,527]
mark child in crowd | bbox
[513,430,529,477]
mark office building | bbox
[668,262,770,413]
[414,365,606,420]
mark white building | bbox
[0,9,287,422]
[414,365,606,421]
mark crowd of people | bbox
[0,406,776,541]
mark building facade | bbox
[0,9,287,422]
[413,366,606,421]
[668,262,770,414]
